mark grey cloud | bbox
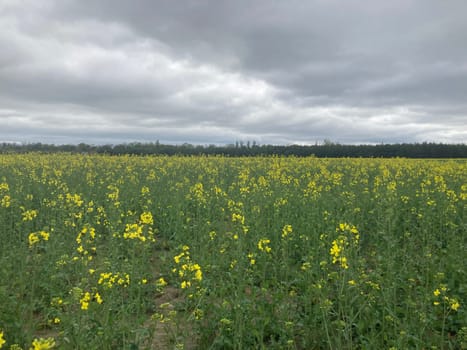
[0,0,466,145]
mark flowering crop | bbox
[0,154,465,349]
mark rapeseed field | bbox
[0,154,465,349]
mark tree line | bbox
[0,141,466,158]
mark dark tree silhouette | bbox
[1,141,466,158]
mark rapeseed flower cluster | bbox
[98,272,130,288]
[94,292,103,305]
[337,223,359,244]
[460,184,467,201]
[247,252,256,265]
[188,182,207,205]
[433,285,461,311]
[80,292,91,310]
[304,180,322,199]
[330,238,348,269]
[65,193,84,207]
[140,211,153,225]
[120,211,155,242]
[257,238,272,253]
[28,231,50,248]
[79,290,103,310]
[76,226,95,244]
[141,186,150,195]
[123,223,145,241]
[228,200,249,234]
[281,224,293,239]
[30,337,55,350]
[173,245,203,289]
[156,277,168,288]
[48,317,60,325]
[50,297,63,307]
[106,184,120,207]
[329,223,359,269]
[21,209,38,221]
[231,213,245,225]
[75,226,96,259]
[0,183,11,208]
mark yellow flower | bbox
[433,289,440,297]
[174,252,184,264]
[450,299,460,311]
[1,195,10,208]
[330,238,349,268]
[28,233,40,247]
[95,292,103,304]
[66,193,83,207]
[80,292,91,310]
[30,337,55,350]
[0,331,6,348]
[209,231,216,240]
[39,231,49,241]
[340,256,349,269]
[157,277,168,287]
[282,224,293,239]
[194,269,202,281]
[330,240,341,261]
[140,211,154,225]
[89,227,96,239]
[258,238,272,253]
[232,213,245,225]
[22,209,38,221]
[123,223,145,241]
[336,223,359,243]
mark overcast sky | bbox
[1,0,466,145]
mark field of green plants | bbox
[0,154,465,349]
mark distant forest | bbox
[1,141,466,158]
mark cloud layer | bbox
[1,0,466,144]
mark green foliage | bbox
[0,154,465,349]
